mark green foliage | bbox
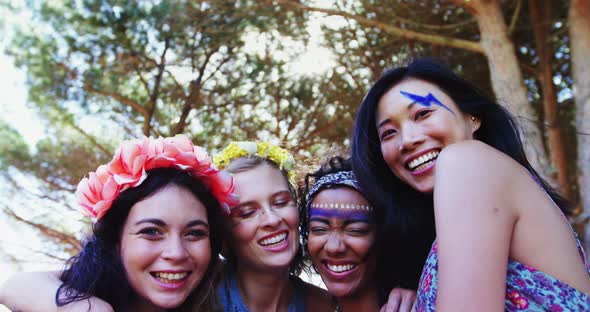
[0,120,31,170]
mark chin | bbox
[151,292,191,309]
[326,284,358,299]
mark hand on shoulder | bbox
[380,287,416,312]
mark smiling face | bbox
[307,187,376,299]
[119,184,211,309]
[376,78,480,193]
[227,163,299,273]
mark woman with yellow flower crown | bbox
[212,141,334,311]
[0,139,332,312]
[1,139,416,312]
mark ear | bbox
[469,115,481,135]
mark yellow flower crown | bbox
[213,141,296,184]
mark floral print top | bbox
[416,231,590,311]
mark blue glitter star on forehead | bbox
[399,90,454,114]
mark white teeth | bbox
[259,233,287,246]
[154,272,188,282]
[326,263,355,273]
[407,151,439,170]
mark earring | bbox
[471,116,476,121]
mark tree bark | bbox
[530,0,571,199]
[569,0,590,251]
[276,0,484,53]
[279,0,553,181]
[459,0,551,178]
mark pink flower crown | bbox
[75,135,238,222]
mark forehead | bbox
[376,78,455,118]
[310,187,372,220]
[232,163,290,200]
[312,187,367,203]
[126,185,208,222]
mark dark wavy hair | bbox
[351,58,570,288]
[299,156,399,303]
[56,167,224,311]
[221,156,306,277]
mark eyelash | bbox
[380,129,396,141]
[415,109,433,120]
[186,229,209,239]
[310,226,328,234]
[137,228,208,240]
[346,228,370,236]
[138,228,161,236]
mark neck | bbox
[335,284,380,312]
[236,265,293,312]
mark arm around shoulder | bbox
[0,271,113,312]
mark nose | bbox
[161,236,189,262]
[260,206,282,228]
[325,232,346,255]
[400,122,424,152]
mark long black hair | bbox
[351,58,570,287]
[56,167,224,311]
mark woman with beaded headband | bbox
[213,141,334,311]
[352,58,590,311]
[0,135,237,311]
[300,156,416,312]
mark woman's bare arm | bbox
[0,271,113,312]
[434,141,516,312]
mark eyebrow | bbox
[309,216,371,225]
[186,220,209,228]
[235,190,292,208]
[135,218,166,226]
[134,218,209,228]
[377,118,391,129]
[272,190,292,198]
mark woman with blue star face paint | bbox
[301,157,417,312]
[352,59,590,311]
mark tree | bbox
[1,0,355,261]
[277,0,555,181]
[568,0,590,248]
[276,0,588,208]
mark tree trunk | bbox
[530,0,572,199]
[569,0,590,253]
[465,0,552,180]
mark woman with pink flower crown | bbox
[0,135,237,311]
[1,139,417,312]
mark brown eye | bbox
[416,109,433,120]
[380,129,397,141]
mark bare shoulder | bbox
[434,140,526,217]
[438,140,515,169]
[436,140,525,188]
[302,282,335,311]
